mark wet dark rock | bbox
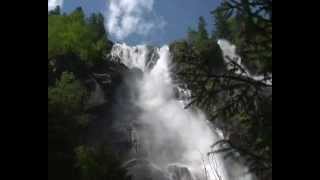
[168,164,195,180]
[83,59,145,159]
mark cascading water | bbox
[110,43,231,180]
[217,39,272,86]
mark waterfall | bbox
[217,39,272,86]
[110,43,231,180]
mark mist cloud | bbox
[105,0,166,40]
[48,0,63,11]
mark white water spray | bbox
[111,44,230,180]
[217,39,272,86]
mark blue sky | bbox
[62,0,220,46]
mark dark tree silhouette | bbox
[171,1,272,179]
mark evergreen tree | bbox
[197,16,209,40]
[171,1,272,179]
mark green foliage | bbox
[172,17,225,84]
[171,1,272,179]
[49,6,61,15]
[75,145,129,180]
[212,0,272,75]
[75,146,98,179]
[88,13,108,40]
[48,7,128,180]
[187,16,209,44]
[197,16,209,40]
[48,8,110,67]
[48,71,90,180]
[48,67,128,180]
[211,4,236,41]
[48,72,88,118]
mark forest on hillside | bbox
[48,1,272,180]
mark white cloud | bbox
[106,0,166,40]
[48,0,63,12]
